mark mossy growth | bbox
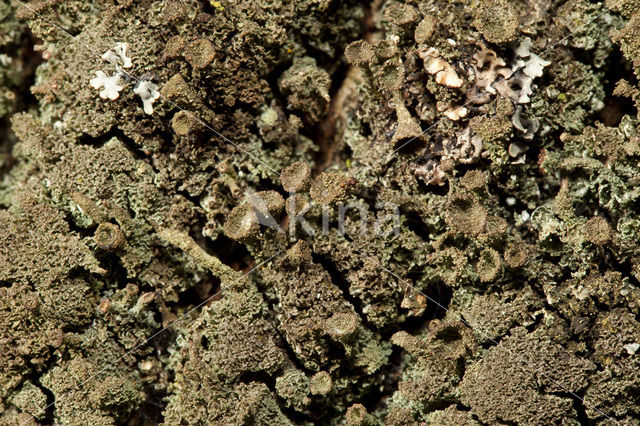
[184,38,216,70]
[611,14,640,76]
[279,56,331,124]
[469,115,513,167]
[606,0,640,18]
[495,97,515,118]
[5,0,640,423]
[275,369,311,411]
[504,242,529,269]
[10,381,47,419]
[460,169,488,192]
[482,215,508,243]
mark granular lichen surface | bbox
[1,0,640,424]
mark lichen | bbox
[2,0,640,424]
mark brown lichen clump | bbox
[345,403,377,426]
[310,171,352,204]
[414,16,436,44]
[476,248,503,283]
[309,371,332,396]
[445,192,488,235]
[94,223,125,251]
[460,169,488,191]
[473,0,520,44]
[384,2,420,35]
[281,161,312,193]
[345,40,376,87]
[584,215,612,245]
[184,38,216,69]
[223,204,260,242]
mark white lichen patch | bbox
[418,47,464,88]
[102,42,132,69]
[515,39,550,78]
[624,343,639,355]
[90,70,123,100]
[90,42,162,115]
[470,46,512,102]
[440,127,483,165]
[512,106,540,140]
[442,105,468,121]
[134,80,160,115]
[495,38,551,104]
